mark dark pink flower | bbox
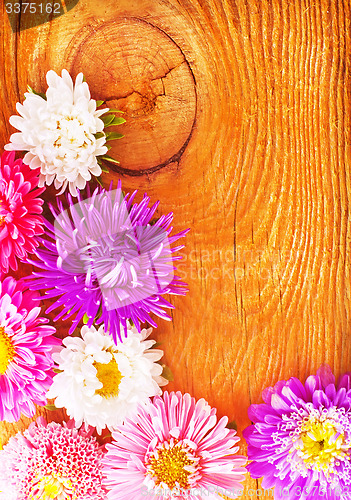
[0,151,44,274]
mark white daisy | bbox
[47,323,168,434]
[5,69,108,196]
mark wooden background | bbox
[0,0,350,497]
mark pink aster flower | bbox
[0,417,107,499]
[102,391,247,499]
[0,276,59,422]
[0,151,45,274]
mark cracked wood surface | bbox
[0,0,351,497]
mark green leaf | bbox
[45,404,58,411]
[106,132,124,141]
[52,367,62,374]
[100,155,120,165]
[100,164,109,173]
[105,116,126,127]
[101,114,116,126]
[83,313,89,324]
[94,132,105,140]
[226,420,237,430]
[96,176,104,187]
[96,100,104,107]
[153,341,162,348]
[161,364,174,382]
[27,85,46,100]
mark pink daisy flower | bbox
[0,151,44,274]
[102,391,247,499]
[0,417,107,499]
[0,276,59,422]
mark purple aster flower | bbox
[243,365,351,499]
[0,276,59,422]
[27,183,188,343]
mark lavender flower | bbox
[27,183,188,343]
[243,365,351,499]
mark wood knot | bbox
[118,87,159,117]
[65,18,197,174]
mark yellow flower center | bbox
[146,441,197,490]
[0,215,5,226]
[296,417,348,474]
[94,357,122,398]
[0,326,15,375]
[34,474,73,500]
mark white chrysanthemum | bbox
[5,69,108,196]
[47,323,168,434]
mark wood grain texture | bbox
[0,0,350,497]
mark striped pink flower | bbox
[103,391,247,499]
[0,417,107,499]
[0,276,59,422]
[0,151,44,274]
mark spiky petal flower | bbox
[47,322,168,434]
[102,391,247,499]
[0,417,107,499]
[0,276,59,422]
[27,184,188,342]
[0,151,44,274]
[243,365,351,499]
[5,69,109,196]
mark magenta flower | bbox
[27,183,188,343]
[0,151,44,274]
[243,365,351,499]
[0,417,107,499]
[0,276,59,422]
[102,391,247,499]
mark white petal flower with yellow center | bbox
[5,69,119,196]
[47,323,168,434]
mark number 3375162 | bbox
[5,3,61,14]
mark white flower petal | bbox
[6,69,112,196]
[49,322,168,433]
